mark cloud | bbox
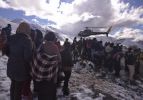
[59,0,143,36]
[113,27,143,41]
[0,0,143,36]
[111,0,143,27]
[0,0,9,8]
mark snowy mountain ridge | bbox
[11,18,28,24]
[113,28,143,42]
[0,17,143,49]
[0,17,70,42]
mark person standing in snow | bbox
[32,31,61,100]
[5,24,12,41]
[4,22,33,100]
[104,43,114,73]
[63,38,70,48]
[61,41,73,96]
[72,37,79,63]
[126,47,136,84]
[113,52,122,77]
[0,28,7,51]
[21,29,38,100]
[31,29,44,97]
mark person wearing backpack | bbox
[4,22,33,100]
[32,31,61,100]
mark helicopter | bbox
[78,26,112,37]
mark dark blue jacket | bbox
[5,33,33,81]
[61,48,73,67]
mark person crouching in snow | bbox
[61,41,73,96]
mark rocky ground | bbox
[67,61,143,100]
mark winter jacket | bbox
[126,52,136,65]
[61,48,73,71]
[5,33,33,81]
[32,40,61,83]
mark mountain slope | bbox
[0,17,70,42]
[113,28,143,48]
[113,28,143,41]
[1,17,143,48]
[11,18,28,24]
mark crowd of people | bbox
[0,22,143,100]
[0,22,73,100]
[70,37,143,84]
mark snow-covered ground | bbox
[69,61,143,100]
[1,55,143,100]
[0,56,10,100]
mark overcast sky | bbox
[0,0,143,37]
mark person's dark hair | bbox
[128,47,132,51]
[44,31,56,41]
[16,22,31,35]
[110,43,114,47]
[65,38,68,42]
[7,24,11,27]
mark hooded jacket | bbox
[5,22,33,81]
